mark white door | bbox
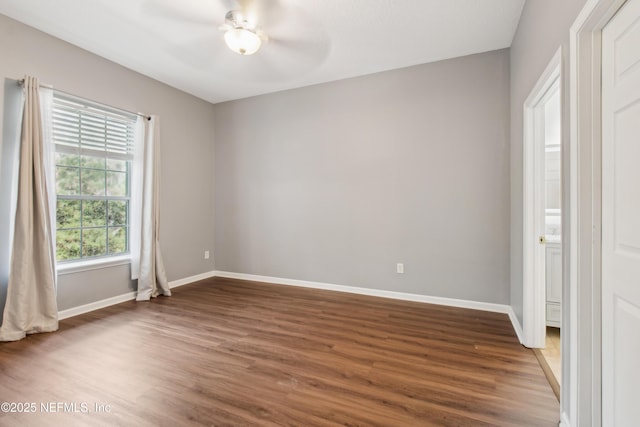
[602,0,640,425]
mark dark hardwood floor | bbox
[0,277,559,426]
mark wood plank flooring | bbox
[0,277,559,426]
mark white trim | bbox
[560,412,571,427]
[568,10,584,427]
[57,270,217,320]
[57,255,131,275]
[507,308,525,344]
[168,270,216,288]
[522,47,562,349]
[215,271,523,339]
[568,1,626,426]
[58,291,136,320]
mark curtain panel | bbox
[0,76,58,342]
[131,115,170,300]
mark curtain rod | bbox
[16,78,151,121]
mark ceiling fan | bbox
[145,0,330,81]
[219,9,267,55]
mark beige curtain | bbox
[133,115,170,301]
[0,76,58,341]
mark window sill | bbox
[57,255,131,275]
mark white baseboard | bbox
[57,270,216,320]
[58,269,524,344]
[214,271,522,337]
[168,270,216,289]
[507,307,525,344]
[58,291,137,320]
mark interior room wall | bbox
[0,14,216,311]
[214,49,511,304]
[508,0,587,326]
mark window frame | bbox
[51,93,137,268]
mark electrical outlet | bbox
[396,263,404,274]
[204,250,210,260]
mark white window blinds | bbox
[52,95,137,161]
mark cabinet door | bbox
[545,244,562,303]
[546,303,561,327]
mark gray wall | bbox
[214,49,511,304]
[509,0,587,324]
[0,14,216,311]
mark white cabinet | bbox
[546,241,562,327]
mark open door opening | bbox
[538,82,562,399]
[522,48,562,401]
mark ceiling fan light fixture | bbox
[224,27,262,55]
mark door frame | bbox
[567,0,627,426]
[522,48,562,349]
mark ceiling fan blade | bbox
[142,0,222,28]
[164,33,226,69]
[253,0,284,25]
[269,37,330,72]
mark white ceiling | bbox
[0,0,525,104]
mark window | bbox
[52,95,137,263]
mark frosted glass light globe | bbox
[224,28,262,55]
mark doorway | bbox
[522,48,563,398]
[539,81,562,398]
